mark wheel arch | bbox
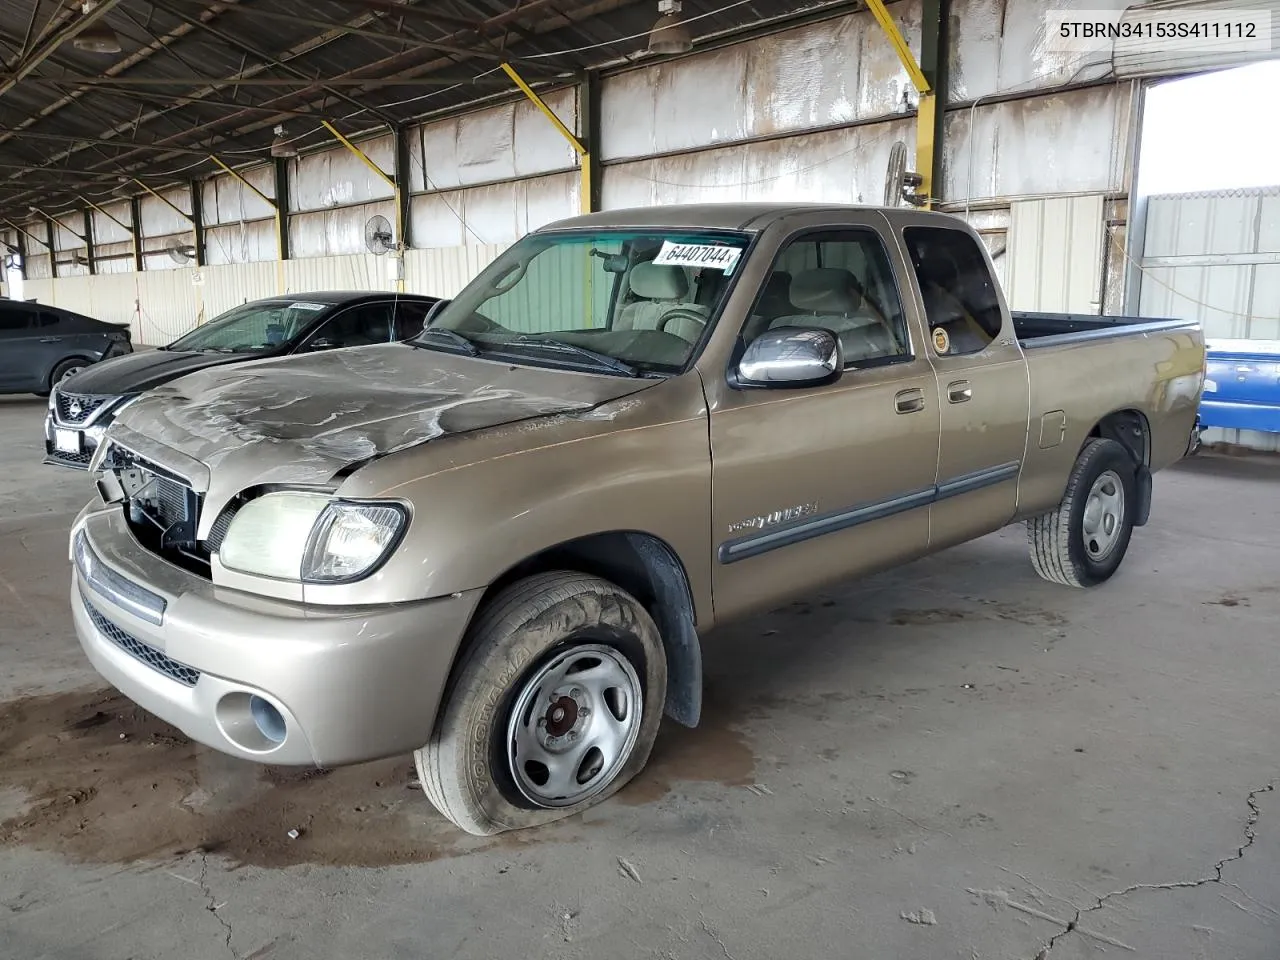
[47,354,96,390]
[1086,408,1152,525]
[465,530,703,728]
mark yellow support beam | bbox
[133,178,195,224]
[31,205,87,243]
[210,155,286,294]
[79,195,132,234]
[3,217,50,251]
[865,0,936,207]
[500,61,594,214]
[865,0,930,94]
[321,120,404,292]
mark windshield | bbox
[418,228,753,374]
[167,300,330,352]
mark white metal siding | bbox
[1139,186,1280,450]
[1007,195,1105,312]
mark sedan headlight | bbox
[218,491,407,583]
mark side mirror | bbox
[737,326,843,387]
[309,337,338,351]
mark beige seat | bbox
[616,262,709,342]
[768,267,900,362]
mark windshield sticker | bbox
[653,241,743,273]
[288,302,328,312]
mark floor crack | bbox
[197,850,240,960]
[1033,779,1276,958]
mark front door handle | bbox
[895,388,925,414]
[947,380,972,403]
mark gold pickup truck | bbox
[70,203,1205,836]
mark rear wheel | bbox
[415,571,666,836]
[1027,437,1138,588]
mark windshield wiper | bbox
[412,327,479,356]
[509,335,638,377]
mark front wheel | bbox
[415,571,666,836]
[49,358,88,391]
[1027,437,1138,588]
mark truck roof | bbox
[538,202,965,233]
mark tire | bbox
[415,571,667,836]
[48,358,89,392]
[1027,437,1138,588]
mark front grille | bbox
[50,448,93,466]
[82,590,200,687]
[104,446,211,577]
[56,392,111,425]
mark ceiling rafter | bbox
[26,0,583,183]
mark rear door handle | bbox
[39,337,62,343]
[947,380,972,403]
[895,388,925,414]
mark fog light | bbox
[250,695,286,744]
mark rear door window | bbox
[0,307,32,335]
[903,226,1004,356]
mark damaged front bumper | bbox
[70,501,483,767]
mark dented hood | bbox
[105,343,657,533]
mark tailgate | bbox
[1202,338,1280,433]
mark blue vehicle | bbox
[1199,338,1280,438]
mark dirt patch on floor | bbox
[889,602,1067,628]
[618,693,758,806]
[0,686,757,867]
[0,688,485,868]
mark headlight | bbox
[218,491,407,583]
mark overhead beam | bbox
[148,0,401,126]
[160,0,517,62]
[0,0,593,211]
[17,75,502,87]
[8,129,215,156]
[0,0,125,100]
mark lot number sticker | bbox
[653,240,743,273]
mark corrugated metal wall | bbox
[20,0,1185,340]
[24,246,504,345]
[1006,195,1105,312]
[1139,186,1280,450]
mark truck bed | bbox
[1012,311,1196,349]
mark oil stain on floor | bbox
[0,687,758,868]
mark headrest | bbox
[629,262,689,301]
[789,268,861,315]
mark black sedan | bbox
[45,289,440,470]
[1,299,132,396]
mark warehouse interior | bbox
[2,1,1279,957]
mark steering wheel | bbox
[657,308,709,340]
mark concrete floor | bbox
[1,393,1277,960]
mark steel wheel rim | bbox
[59,365,84,382]
[1082,469,1126,562]
[506,642,643,808]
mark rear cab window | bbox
[903,226,1004,356]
